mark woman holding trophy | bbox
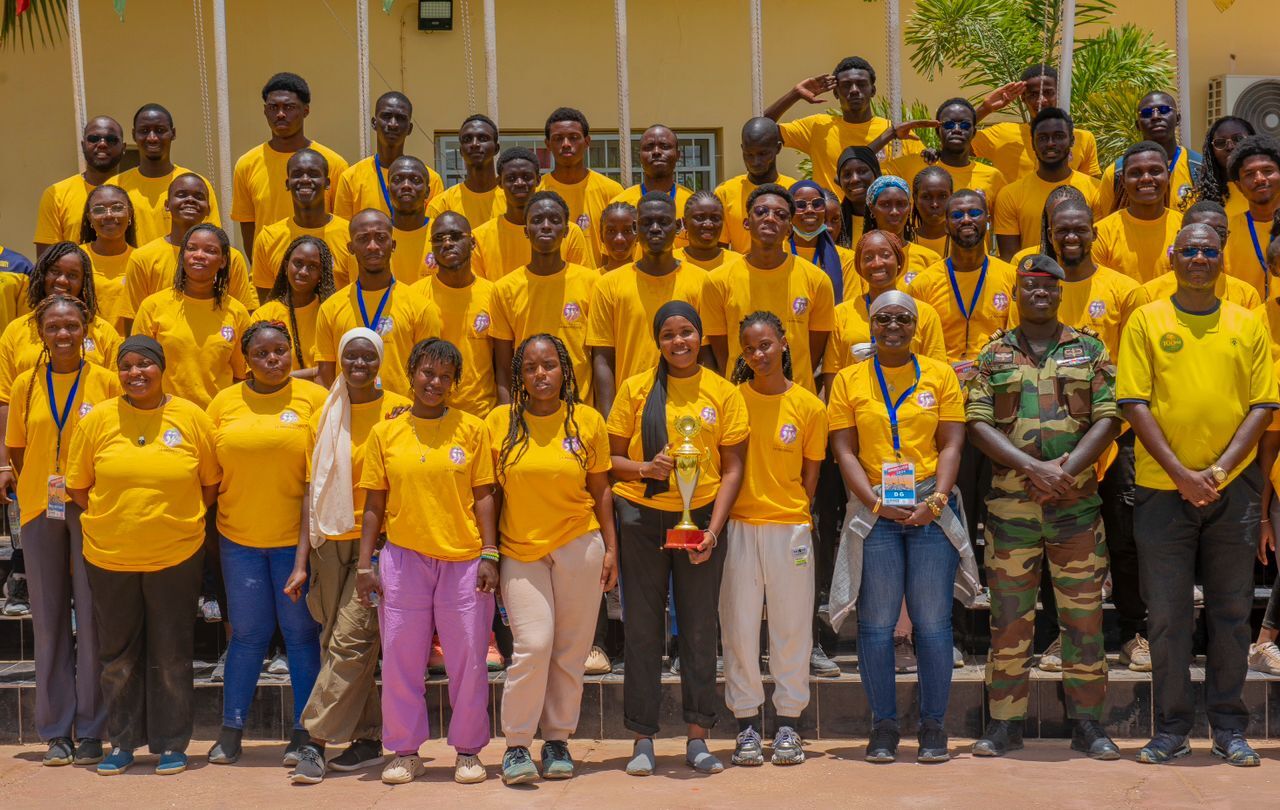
[605,301,748,777]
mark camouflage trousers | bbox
[984,494,1108,721]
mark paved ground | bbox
[3,738,1280,808]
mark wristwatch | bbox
[1209,464,1228,485]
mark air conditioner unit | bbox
[1207,75,1280,138]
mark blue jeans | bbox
[856,516,959,726]
[220,537,321,730]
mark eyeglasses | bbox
[1138,104,1174,119]
[793,199,825,211]
[940,120,973,132]
[1211,134,1245,150]
[85,134,121,145]
[1176,246,1221,259]
[89,203,128,216]
[872,312,916,326]
[948,208,986,221]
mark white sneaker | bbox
[1037,636,1063,672]
[1248,641,1280,675]
[266,652,289,675]
[584,645,612,675]
[1120,634,1152,672]
[454,753,486,784]
[381,754,425,784]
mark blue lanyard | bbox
[639,181,677,201]
[1247,212,1270,300]
[863,294,876,345]
[356,279,395,332]
[1167,147,1181,174]
[946,257,989,321]
[46,361,84,471]
[374,154,428,227]
[873,354,921,457]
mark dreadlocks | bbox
[172,224,232,308]
[497,333,589,482]
[267,235,337,367]
[1036,185,1089,263]
[27,242,98,320]
[731,310,792,384]
[1192,116,1256,209]
[406,337,464,387]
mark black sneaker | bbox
[501,746,539,785]
[282,727,309,767]
[917,720,950,763]
[328,738,383,772]
[972,719,1023,757]
[1210,729,1260,767]
[865,720,900,763]
[3,573,29,616]
[1071,719,1120,760]
[43,737,74,766]
[1136,732,1191,765]
[540,740,574,779]
[732,726,764,766]
[207,726,243,765]
[290,744,326,785]
[74,738,104,765]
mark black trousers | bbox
[813,453,845,645]
[1101,434,1143,637]
[1135,465,1260,737]
[86,547,204,753]
[618,498,723,735]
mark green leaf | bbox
[0,0,67,50]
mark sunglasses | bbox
[89,203,128,216]
[872,312,916,326]
[85,134,121,145]
[1211,134,1245,150]
[948,208,986,221]
[1176,246,1221,259]
[1138,104,1174,119]
[940,120,973,132]
[793,199,826,211]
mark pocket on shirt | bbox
[1056,365,1093,418]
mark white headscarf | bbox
[309,327,384,546]
[851,291,920,361]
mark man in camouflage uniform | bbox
[964,254,1123,759]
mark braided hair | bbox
[731,310,793,384]
[78,184,137,248]
[406,337,463,388]
[910,166,953,250]
[267,235,336,367]
[173,223,232,308]
[497,333,589,483]
[22,294,91,440]
[1036,185,1089,263]
[239,319,291,357]
[1192,116,1256,209]
[27,242,98,320]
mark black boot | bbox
[207,726,243,765]
[972,719,1023,757]
[1072,719,1120,760]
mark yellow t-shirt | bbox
[731,383,828,525]
[253,298,322,370]
[673,247,743,274]
[490,263,599,405]
[606,367,749,511]
[208,379,327,548]
[34,174,97,245]
[81,244,132,333]
[123,237,258,320]
[250,215,354,290]
[906,257,1018,363]
[5,363,120,525]
[390,223,432,285]
[231,141,349,225]
[779,114,923,200]
[332,155,445,220]
[702,254,837,393]
[110,167,222,246]
[1096,147,1198,217]
[1139,271,1260,311]
[424,181,506,227]
[1092,209,1184,284]
[825,295,949,377]
[609,184,696,254]
[970,122,1101,184]
[313,280,442,399]
[1007,266,1140,359]
[359,408,495,559]
[1117,297,1277,490]
[994,170,1101,249]
[883,154,1007,212]
[1224,183,1249,219]
[899,242,944,288]
[471,215,595,281]
[1225,211,1274,300]
[586,261,707,385]
[0,313,120,404]
[713,173,798,253]
[1254,297,1280,363]
[540,171,627,264]
[789,243,862,304]
[486,402,611,561]
[131,292,251,408]
[827,354,966,484]
[0,273,28,334]
[914,232,949,257]
[410,275,497,418]
[305,390,412,541]
[66,395,221,572]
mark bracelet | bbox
[1263,519,1272,525]
[871,497,882,514]
[705,529,719,547]
[0,465,11,472]
[356,567,374,575]
[479,549,500,563]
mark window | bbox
[434,130,720,191]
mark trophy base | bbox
[663,526,705,550]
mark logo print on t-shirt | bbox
[162,428,183,447]
[220,326,235,342]
[83,338,96,353]
[449,445,466,465]
[425,252,438,270]
[78,402,93,418]
[280,410,299,424]
[577,214,592,232]
[779,423,798,444]
[376,315,394,336]
[1089,299,1106,319]
[903,272,918,286]
[700,406,717,426]
[792,297,810,315]
[917,389,937,408]
[473,311,491,335]
[1159,332,1184,353]
[563,301,583,323]
[992,292,1009,312]
[563,436,583,453]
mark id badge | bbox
[951,359,977,383]
[46,475,66,521]
[881,461,917,507]
[791,542,809,567]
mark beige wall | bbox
[1,0,1278,252]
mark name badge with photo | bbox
[47,475,66,520]
[881,461,917,507]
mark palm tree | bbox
[0,0,66,49]
[902,0,1175,165]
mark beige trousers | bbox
[499,530,605,748]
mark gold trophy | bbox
[664,415,706,549]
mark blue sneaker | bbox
[97,747,134,776]
[1211,729,1261,767]
[155,750,188,775]
[1136,733,1190,764]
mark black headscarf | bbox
[641,300,703,497]
[117,335,166,371]
[836,146,883,249]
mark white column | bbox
[614,0,632,185]
[1059,0,1076,113]
[356,0,371,156]
[212,0,233,223]
[885,0,902,155]
[748,0,763,118]
[482,0,499,124]
[66,0,88,171]
[1175,0,1192,145]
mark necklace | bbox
[409,409,448,463]
[122,396,166,446]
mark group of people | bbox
[3,53,1280,788]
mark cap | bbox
[1017,254,1065,280]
